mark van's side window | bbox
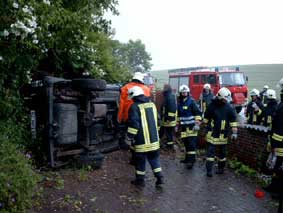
[194,75,200,84]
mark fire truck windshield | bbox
[219,72,245,86]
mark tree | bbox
[113,39,152,73]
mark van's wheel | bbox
[235,106,242,114]
[72,78,106,91]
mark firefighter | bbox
[118,72,151,123]
[264,78,283,204]
[204,87,238,177]
[159,84,177,149]
[177,84,202,169]
[125,86,164,187]
[199,83,214,114]
[260,89,278,128]
[246,88,264,125]
[117,72,151,164]
[260,85,269,106]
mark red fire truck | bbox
[168,67,248,112]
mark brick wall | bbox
[227,127,269,169]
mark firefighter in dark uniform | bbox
[265,78,283,204]
[178,85,202,169]
[160,84,177,149]
[260,89,278,128]
[246,88,264,125]
[204,87,238,177]
[125,86,164,187]
[199,83,214,114]
[260,85,269,106]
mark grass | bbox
[151,64,283,95]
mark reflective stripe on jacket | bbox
[204,99,238,145]
[127,96,160,153]
[246,98,264,125]
[177,96,202,127]
[161,91,177,127]
[271,101,283,156]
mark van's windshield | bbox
[219,72,245,86]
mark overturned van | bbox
[22,74,123,168]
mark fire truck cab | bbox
[168,67,248,113]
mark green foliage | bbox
[227,158,271,187]
[0,141,39,212]
[228,158,257,178]
[113,39,153,73]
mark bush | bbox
[0,140,38,212]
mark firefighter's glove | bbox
[193,124,200,132]
[231,133,238,140]
[125,135,134,146]
[252,102,259,112]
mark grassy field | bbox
[151,64,283,96]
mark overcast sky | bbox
[108,0,283,70]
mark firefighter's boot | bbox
[186,155,196,170]
[155,176,165,187]
[264,177,281,194]
[216,161,225,174]
[206,161,214,177]
[180,154,189,164]
[131,177,145,187]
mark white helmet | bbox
[266,89,276,99]
[263,85,269,89]
[132,72,145,83]
[203,83,211,90]
[250,88,260,97]
[128,86,144,99]
[277,78,283,89]
[217,87,232,102]
[179,84,190,93]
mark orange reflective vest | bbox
[118,82,151,123]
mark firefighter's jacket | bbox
[204,99,238,145]
[118,80,151,123]
[260,99,278,128]
[178,96,202,138]
[260,90,268,106]
[271,99,283,157]
[199,90,214,113]
[160,89,177,127]
[246,98,264,125]
[127,95,160,153]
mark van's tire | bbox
[235,106,242,114]
[72,78,106,91]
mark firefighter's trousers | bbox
[159,126,175,147]
[268,156,283,193]
[206,143,227,173]
[135,150,163,180]
[182,136,198,163]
